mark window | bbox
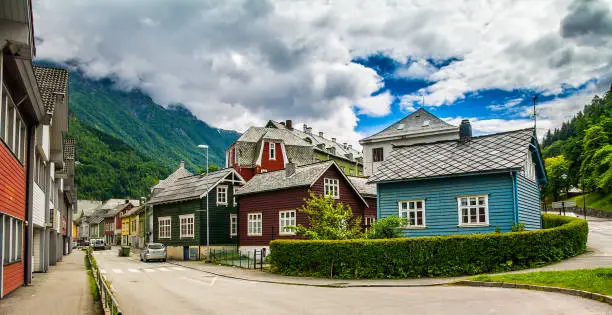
[372,148,383,162]
[399,200,426,227]
[458,195,488,226]
[247,213,262,236]
[233,187,238,206]
[131,220,136,233]
[158,217,171,239]
[364,217,376,231]
[324,178,339,199]
[524,151,536,181]
[3,216,23,265]
[230,214,237,237]
[0,87,26,163]
[269,142,276,160]
[217,185,228,205]
[279,210,296,235]
[179,214,194,238]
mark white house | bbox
[359,108,459,177]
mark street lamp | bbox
[560,174,568,215]
[141,196,147,248]
[197,144,209,261]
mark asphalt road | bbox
[93,250,611,315]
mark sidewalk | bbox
[0,250,99,315]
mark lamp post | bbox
[141,196,147,248]
[561,174,568,215]
[197,144,209,261]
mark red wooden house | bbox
[235,161,375,251]
[104,202,135,245]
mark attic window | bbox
[422,120,430,127]
[397,124,405,130]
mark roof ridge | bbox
[393,127,534,149]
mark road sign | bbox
[552,200,576,209]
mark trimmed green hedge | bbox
[269,214,588,279]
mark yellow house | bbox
[121,216,130,245]
[122,205,144,247]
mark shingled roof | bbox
[360,108,458,143]
[33,66,69,115]
[149,168,244,205]
[369,128,538,183]
[348,176,377,198]
[154,161,193,189]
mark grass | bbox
[84,250,101,301]
[569,192,612,213]
[472,268,612,296]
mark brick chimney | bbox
[180,160,185,169]
[285,120,293,130]
[318,131,324,137]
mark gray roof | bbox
[348,176,377,198]
[33,66,69,114]
[149,168,243,205]
[360,108,458,143]
[121,205,144,218]
[231,127,315,167]
[104,203,131,218]
[88,210,107,224]
[237,127,313,147]
[369,128,536,183]
[154,162,193,189]
[236,161,335,196]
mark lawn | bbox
[569,192,612,213]
[472,268,612,296]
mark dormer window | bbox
[269,142,276,160]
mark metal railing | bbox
[210,248,268,270]
[87,251,123,315]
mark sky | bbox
[32,0,612,149]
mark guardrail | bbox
[87,251,123,315]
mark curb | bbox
[454,280,612,305]
[167,261,453,288]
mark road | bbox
[93,249,611,315]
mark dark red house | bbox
[104,202,134,245]
[235,161,375,251]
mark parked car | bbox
[140,243,167,262]
[90,238,106,251]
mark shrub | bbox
[366,216,409,239]
[294,192,362,240]
[269,214,588,279]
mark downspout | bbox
[25,124,36,285]
[511,171,519,225]
[376,183,380,220]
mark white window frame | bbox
[269,141,276,160]
[2,216,22,264]
[457,195,489,226]
[179,214,194,238]
[158,216,171,239]
[230,214,238,237]
[324,178,339,199]
[247,213,262,236]
[279,210,296,235]
[217,185,228,205]
[524,151,536,182]
[233,187,238,206]
[398,200,426,228]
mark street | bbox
[93,248,611,315]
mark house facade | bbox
[226,120,363,181]
[360,108,459,177]
[149,168,245,260]
[235,161,371,252]
[370,124,547,236]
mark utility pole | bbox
[197,144,210,261]
[533,94,539,130]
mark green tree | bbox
[294,192,362,240]
[543,155,570,201]
[366,216,409,239]
[197,163,220,174]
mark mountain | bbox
[35,61,240,199]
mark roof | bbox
[348,176,377,198]
[360,108,458,143]
[88,210,106,224]
[122,205,144,218]
[149,168,244,205]
[77,200,103,217]
[104,203,132,218]
[33,66,69,115]
[369,128,537,183]
[236,127,313,147]
[154,161,193,189]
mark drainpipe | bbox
[511,171,519,225]
[25,124,36,285]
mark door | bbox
[183,246,189,260]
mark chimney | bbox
[285,160,296,177]
[459,119,472,143]
[332,137,336,143]
[180,160,185,168]
[303,124,308,132]
[125,199,129,204]
[348,144,352,150]
[285,120,293,130]
[306,127,312,134]
[343,142,347,149]
[318,131,324,137]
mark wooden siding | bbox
[238,166,369,246]
[517,173,542,230]
[260,142,284,172]
[378,173,516,236]
[152,185,239,247]
[3,261,23,297]
[314,151,363,176]
[0,140,26,220]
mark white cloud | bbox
[32,0,611,146]
[487,98,523,112]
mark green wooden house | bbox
[149,168,246,260]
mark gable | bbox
[361,108,458,143]
[311,163,369,207]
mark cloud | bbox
[486,98,523,112]
[396,59,436,79]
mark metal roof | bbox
[369,128,536,183]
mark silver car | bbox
[140,243,167,262]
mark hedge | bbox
[269,214,588,279]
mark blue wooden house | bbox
[369,121,547,236]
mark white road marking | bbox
[158,267,170,272]
[112,269,123,274]
[128,269,140,273]
[144,269,155,273]
[171,267,185,271]
[181,276,217,286]
[209,277,217,287]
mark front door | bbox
[183,246,189,260]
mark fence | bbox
[209,248,269,270]
[86,250,123,315]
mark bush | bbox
[269,214,588,279]
[366,216,409,239]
